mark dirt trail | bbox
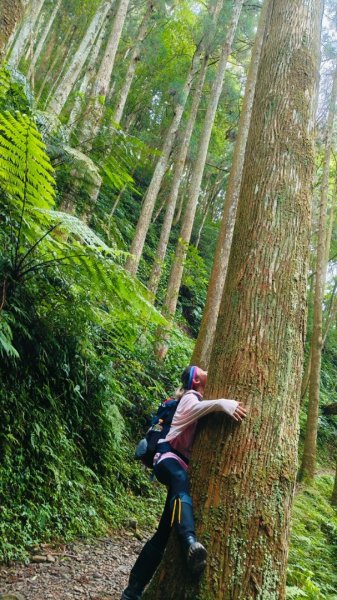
[0,531,144,600]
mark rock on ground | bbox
[0,531,145,600]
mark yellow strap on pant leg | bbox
[170,499,177,527]
[178,498,181,524]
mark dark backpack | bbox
[135,397,179,468]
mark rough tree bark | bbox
[113,0,154,125]
[144,0,322,597]
[155,0,244,359]
[7,0,44,67]
[299,54,337,482]
[191,0,272,369]
[48,1,112,115]
[0,0,23,60]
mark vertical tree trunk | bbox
[0,0,23,60]
[27,0,62,81]
[126,0,226,277]
[144,0,322,597]
[299,55,337,483]
[332,455,337,506]
[38,24,75,105]
[125,48,203,276]
[7,0,45,67]
[173,165,191,226]
[159,0,244,330]
[48,1,112,115]
[192,0,272,369]
[300,199,336,401]
[79,0,131,141]
[67,11,111,132]
[113,0,154,125]
[194,188,213,249]
[147,55,209,295]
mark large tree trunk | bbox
[299,56,337,483]
[7,0,44,67]
[47,1,112,115]
[0,0,23,60]
[147,54,209,295]
[79,0,131,141]
[113,0,154,125]
[27,0,61,82]
[144,0,322,597]
[158,0,244,345]
[192,0,272,369]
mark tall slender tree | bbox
[113,0,155,125]
[162,0,244,314]
[144,0,322,596]
[147,54,209,295]
[155,0,244,358]
[27,0,62,82]
[7,0,45,67]
[48,1,113,116]
[299,55,337,482]
[68,9,111,131]
[192,0,272,368]
[125,48,202,275]
[125,0,226,276]
[79,0,131,141]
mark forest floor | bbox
[0,529,145,600]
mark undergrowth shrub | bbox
[287,475,337,599]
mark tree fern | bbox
[0,108,165,359]
[0,111,55,212]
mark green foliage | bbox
[0,110,55,209]
[0,72,193,562]
[287,475,337,599]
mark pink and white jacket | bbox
[154,390,238,470]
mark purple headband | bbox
[187,366,197,389]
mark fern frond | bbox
[0,67,11,100]
[0,111,55,211]
[0,315,19,358]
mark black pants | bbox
[129,458,195,588]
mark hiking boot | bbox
[186,540,207,576]
[121,573,144,600]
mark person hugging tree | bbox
[121,365,247,600]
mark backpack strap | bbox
[156,441,189,465]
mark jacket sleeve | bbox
[172,391,239,430]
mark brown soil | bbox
[0,531,145,600]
